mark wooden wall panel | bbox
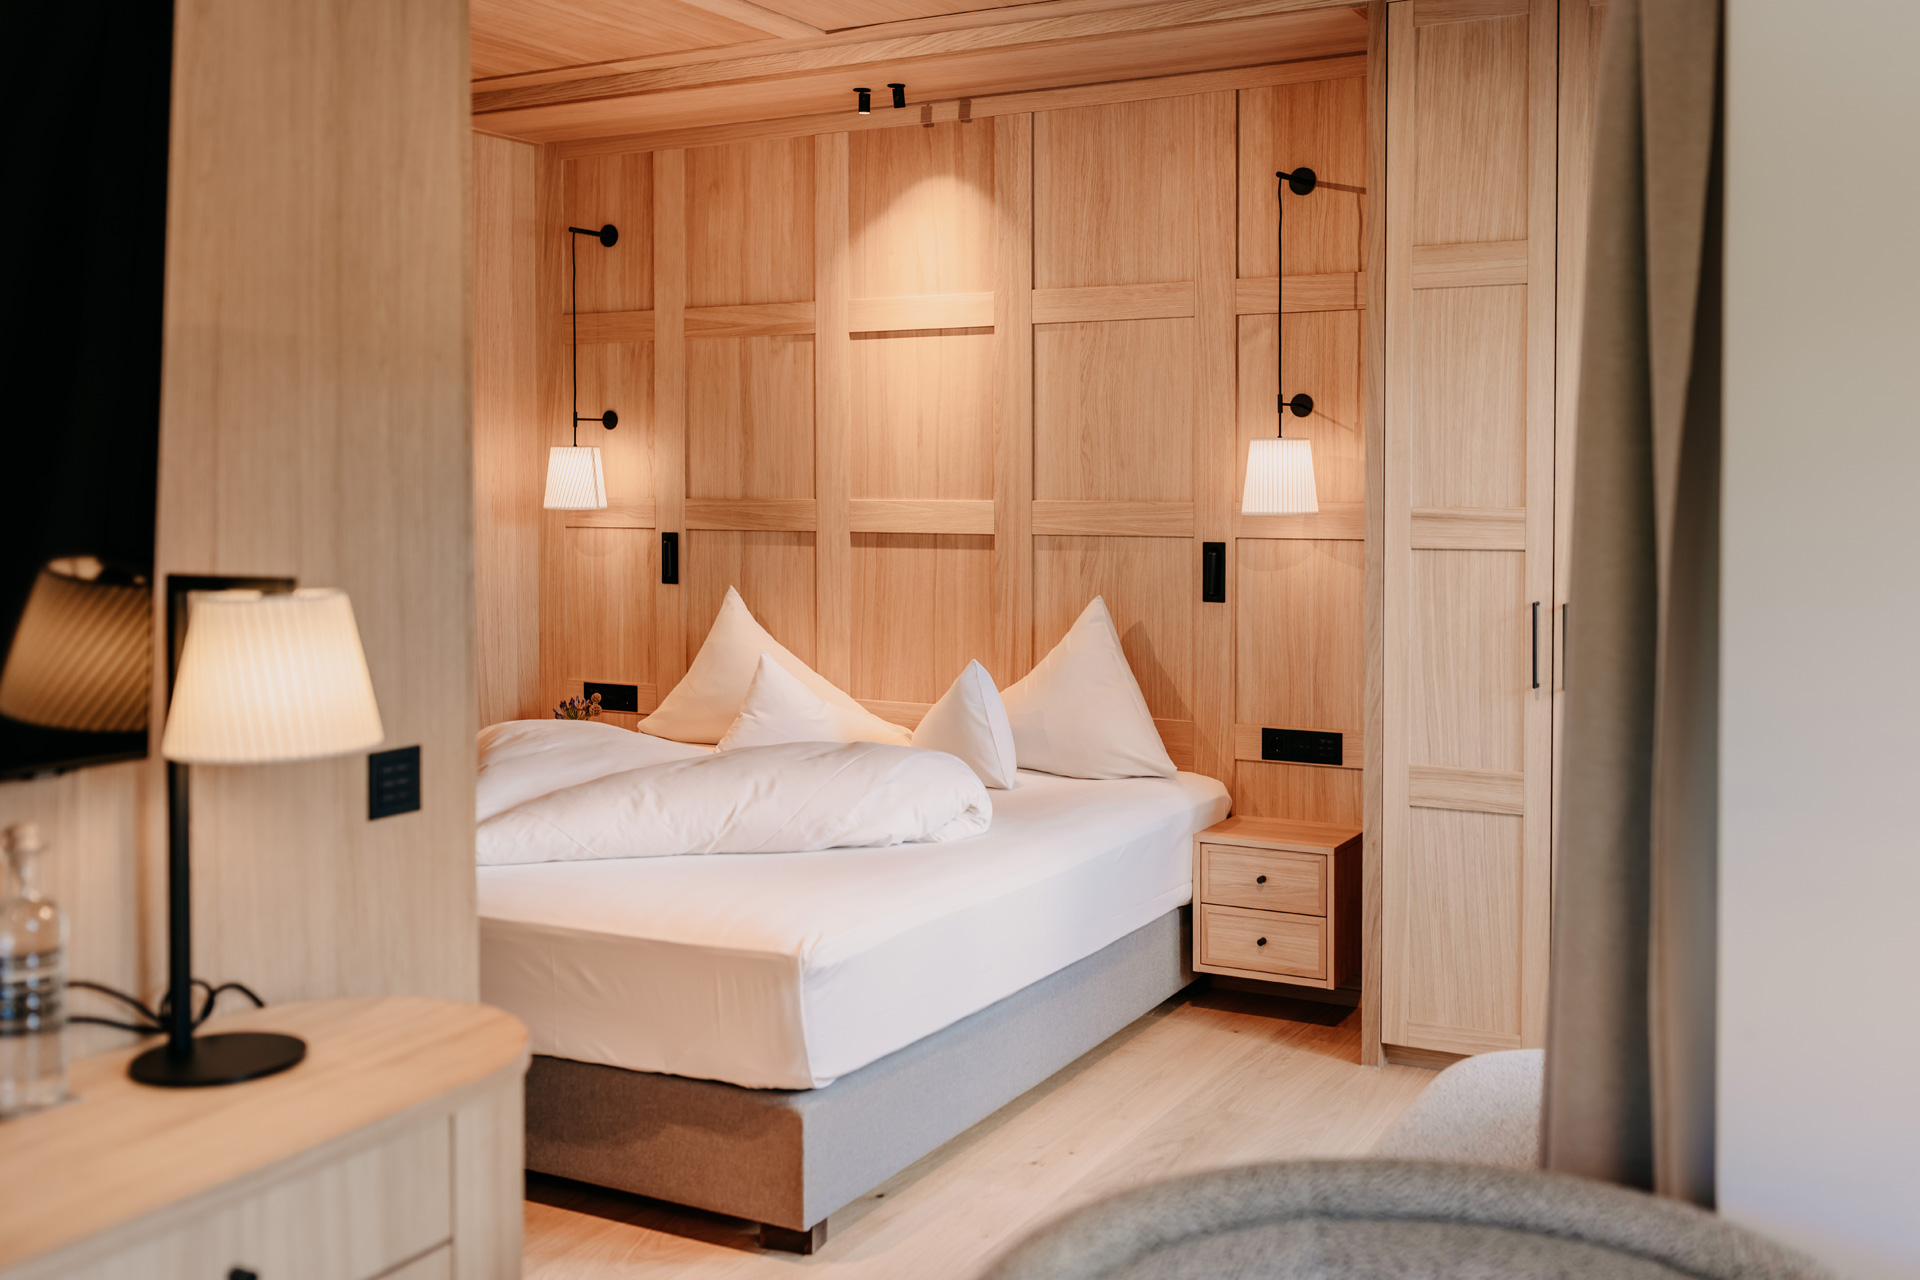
[1408,549,1525,772]
[555,528,656,694]
[686,335,816,498]
[1033,98,1196,288]
[1235,539,1364,736]
[1236,308,1366,506]
[1034,319,1194,502]
[1410,285,1527,509]
[1034,536,1193,721]
[1235,760,1364,827]
[1411,14,1529,246]
[849,123,996,299]
[564,153,654,312]
[685,531,818,666]
[851,534,998,699]
[1238,76,1368,278]
[685,137,815,307]
[1402,808,1525,1049]
[851,331,995,499]
[575,341,654,503]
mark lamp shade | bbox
[161,588,383,764]
[1240,437,1320,516]
[543,446,607,511]
[0,560,150,733]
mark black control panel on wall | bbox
[584,682,640,713]
[1201,542,1226,603]
[368,746,421,820]
[1260,727,1343,767]
[661,531,679,585]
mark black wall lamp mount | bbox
[855,87,872,114]
[855,85,908,114]
[888,83,907,109]
[567,225,620,436]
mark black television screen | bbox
[0,7,174,780]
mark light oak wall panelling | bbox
[555,526,658,713]
[563,152,654,312]
[1380,0,1556,1059]
[1034,535,1195,725]
[1238,74,1368,279]
[1235,539,1365,745]
[849,121,995,300]
[1362,0,1390,1069]
[993,112,1036,678]
[816,132,853,687]
[1236,307,1366,512]
[1034,319,1195,502]
[685,136,815,306]
[1191,90,1239,785]
[685,532,819,667]
[685,335,817,498]
[1034,97,1195,290]
[652,151,691,694]
[473,133,543,727]
[851,534,998,698]
[851,331,996,500]
[1235,759,1364,827]
[140,0,474,1008]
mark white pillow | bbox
[716,654,851,751]
[641,586,912,747]
[912,660,1018,789]
[1000,597,1176,779]
[475,719,711,822]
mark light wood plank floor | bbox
[523,985,1435,1278]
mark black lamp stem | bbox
[164,758,192,1055]
[567,225,620,441]
[1276,167,1317,433]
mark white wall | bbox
[1721,2,1920,1276]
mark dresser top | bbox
[1198,815,1362,853]
[0,997,528,1272]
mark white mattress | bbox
[478,769,1229,1090]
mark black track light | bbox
[889,83,907,109]
[855,87,871,114]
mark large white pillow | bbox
[912,660,1018,789]
[717,654,854,751]
[476,719,711,822]
[1000,597,1176,779]
[641,586,911,746]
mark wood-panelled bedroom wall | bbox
[482,55,1375,827]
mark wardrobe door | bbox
[1381,0,1556,1056]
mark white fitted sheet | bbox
[478,768,1229,1089]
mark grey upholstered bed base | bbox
[525,907,1192,1238]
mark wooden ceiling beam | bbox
[678,0,826,39]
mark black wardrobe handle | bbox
[1531,601,1540,690]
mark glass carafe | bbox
[1,822,67,1116]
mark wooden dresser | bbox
[0,998,529,1280]
[1193,817,1362,991]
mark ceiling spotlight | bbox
[855,87,871,114]
[889,83,906,109]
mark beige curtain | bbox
[1541,0,1722,1207]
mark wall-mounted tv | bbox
[0,7,173,781]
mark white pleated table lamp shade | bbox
[0,561,150,733]
[161,589,384,765]
[543,446,607,511]
[1240,437,1320,516]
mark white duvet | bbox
[476,724,992,866]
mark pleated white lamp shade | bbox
[543,446,607,511]
[0,561,150,733]
[161,589,384,764]
[1240,436,1320,516]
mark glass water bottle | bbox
[1,822,67,1117]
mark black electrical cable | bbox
[68,976,267,1036]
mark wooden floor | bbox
[522,984,1435,1278]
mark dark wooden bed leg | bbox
[759,1220,829,1254]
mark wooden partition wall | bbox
[502,56,1375,827]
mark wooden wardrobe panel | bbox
[1235,539,1364,736]
[1402,807,1525,1049]
[1409,549,1525,773]
[1034,319,1194,502]
[850,534,998,701]
[575,341,653,504]
[1413,15,1530,246]
[1034,535,1193,721]
[1033,98,1196,289]
[563,153,653,313]
[1235,759,1364,826]
[1238,76,1368,279]
[684,531,818,666]
[851,330,995,500]
[850,122,996,299]
[1411,285,1527,510]
[555,526,656,694]
[686,335,815,499]
[1237,308,1366,507]
[685,137,814,307]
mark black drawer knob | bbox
[1256,875,1267,884]
[1256,937,1267,947]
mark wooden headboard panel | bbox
[476,55,1372,825]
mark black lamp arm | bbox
[568,225,620,445]
[1275,167,1318,432]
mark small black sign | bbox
[1261,727,1343,767]
[584,681,641,713]
[368,745,421,820]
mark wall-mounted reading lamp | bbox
[1241,166,1320,516]
[855,87,872,114]
[854,85,907,114]
[544,223,620,511]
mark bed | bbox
[478,765,1229,1250]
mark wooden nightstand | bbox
[1193,816,1361,991]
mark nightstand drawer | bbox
[1199,844,1327,915]
[1197,905,1326,981]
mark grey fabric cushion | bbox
[1371,1049,1545,1168]
[979,1161,1831,1280]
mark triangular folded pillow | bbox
[1000,597,1176,779]
[912,660,1018,789]
[641,587,912,746]
[717,654,853,751]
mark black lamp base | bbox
[128,1032,307,1087]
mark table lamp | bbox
[130,586,384,1087]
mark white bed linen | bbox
[478,768,1229,1089]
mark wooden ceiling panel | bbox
[758,0,1037,33]
[472,0,807,78]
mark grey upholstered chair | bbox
[978,1160,1830,1280]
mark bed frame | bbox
[524,907,1192,1253]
